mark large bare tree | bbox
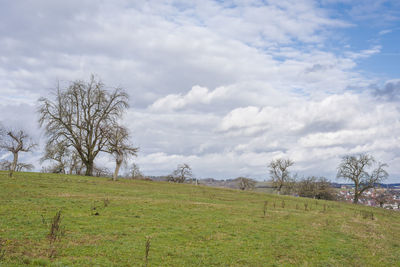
[337,153,388,204]
[38,75,129,176]
[268,158,294,194]
[106,125,138,181]
[0,128,36,177]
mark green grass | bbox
[0,171,399,266]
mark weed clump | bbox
[263,201,268,217]
[0,238,6,261]
[144,236,151,267]
[91,201,100,216]
[360,210,374,220]
[47,210,65,258]
[103,198,110,207]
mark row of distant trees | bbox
[158,152,389,205]
[266,154,388,204]
[0,75,390,205]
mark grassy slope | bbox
[0,172,399,267]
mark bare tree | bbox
[168,163,193,183]
[41,141,85,174]
[106,125,138,181]
[128,163,143,179]
[268,158,294,194]
[234,177,256,190]
[93,165,111,177]
[0,161,9,171]
[337,153,388,204]
[15,162,34,172]
[373,190,391,208]
[38,75,129,176]
[0,128,36,177]
[41,141,70,174]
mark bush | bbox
[297,177,336,200]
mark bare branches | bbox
[0,127,37,177]
[234,177,256,190]
[41,141,84,174]
[106,124,138,181]
[296,176,335,200]
[168,163,193,183]
[0,129,36,153]
[268,158,294,193]
[337,153,388,204]
[127,163,143,179]
[38,75,129,176]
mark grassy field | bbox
[0,171,399,266]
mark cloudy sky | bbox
[1,0,400,182]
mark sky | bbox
[0,0,400,182]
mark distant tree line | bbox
[266,154,388,203]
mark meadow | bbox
[0,171,399,266]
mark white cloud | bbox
[379,29,392,35]
[346,45,382,60]
[150,85,229,111]
[0,0,399,182]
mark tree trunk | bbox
[9,152,18,178]
[113,160,122,181]
[85,160,94,176]
[277,184,282,195]
[353,193,359,204]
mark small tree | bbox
[93,165,111,177]
[0,161,33,171]
[337,153,388,204]
[268,158,294,194]
[106,125,138,181]
[297,176,335,200]
[15,162,34,172]
[373,189,391,208]
[0,128,36,177]
[234,177,256,190]
[168,163,193,183]
[128,163,143,179]
[41,141,85,175]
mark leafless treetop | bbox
[0,129,37,154]
[269,158,294,192]
[38,75,129,176]
[337,153,388,203]
[106,125,138,163]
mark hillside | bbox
[0,172,399,266]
